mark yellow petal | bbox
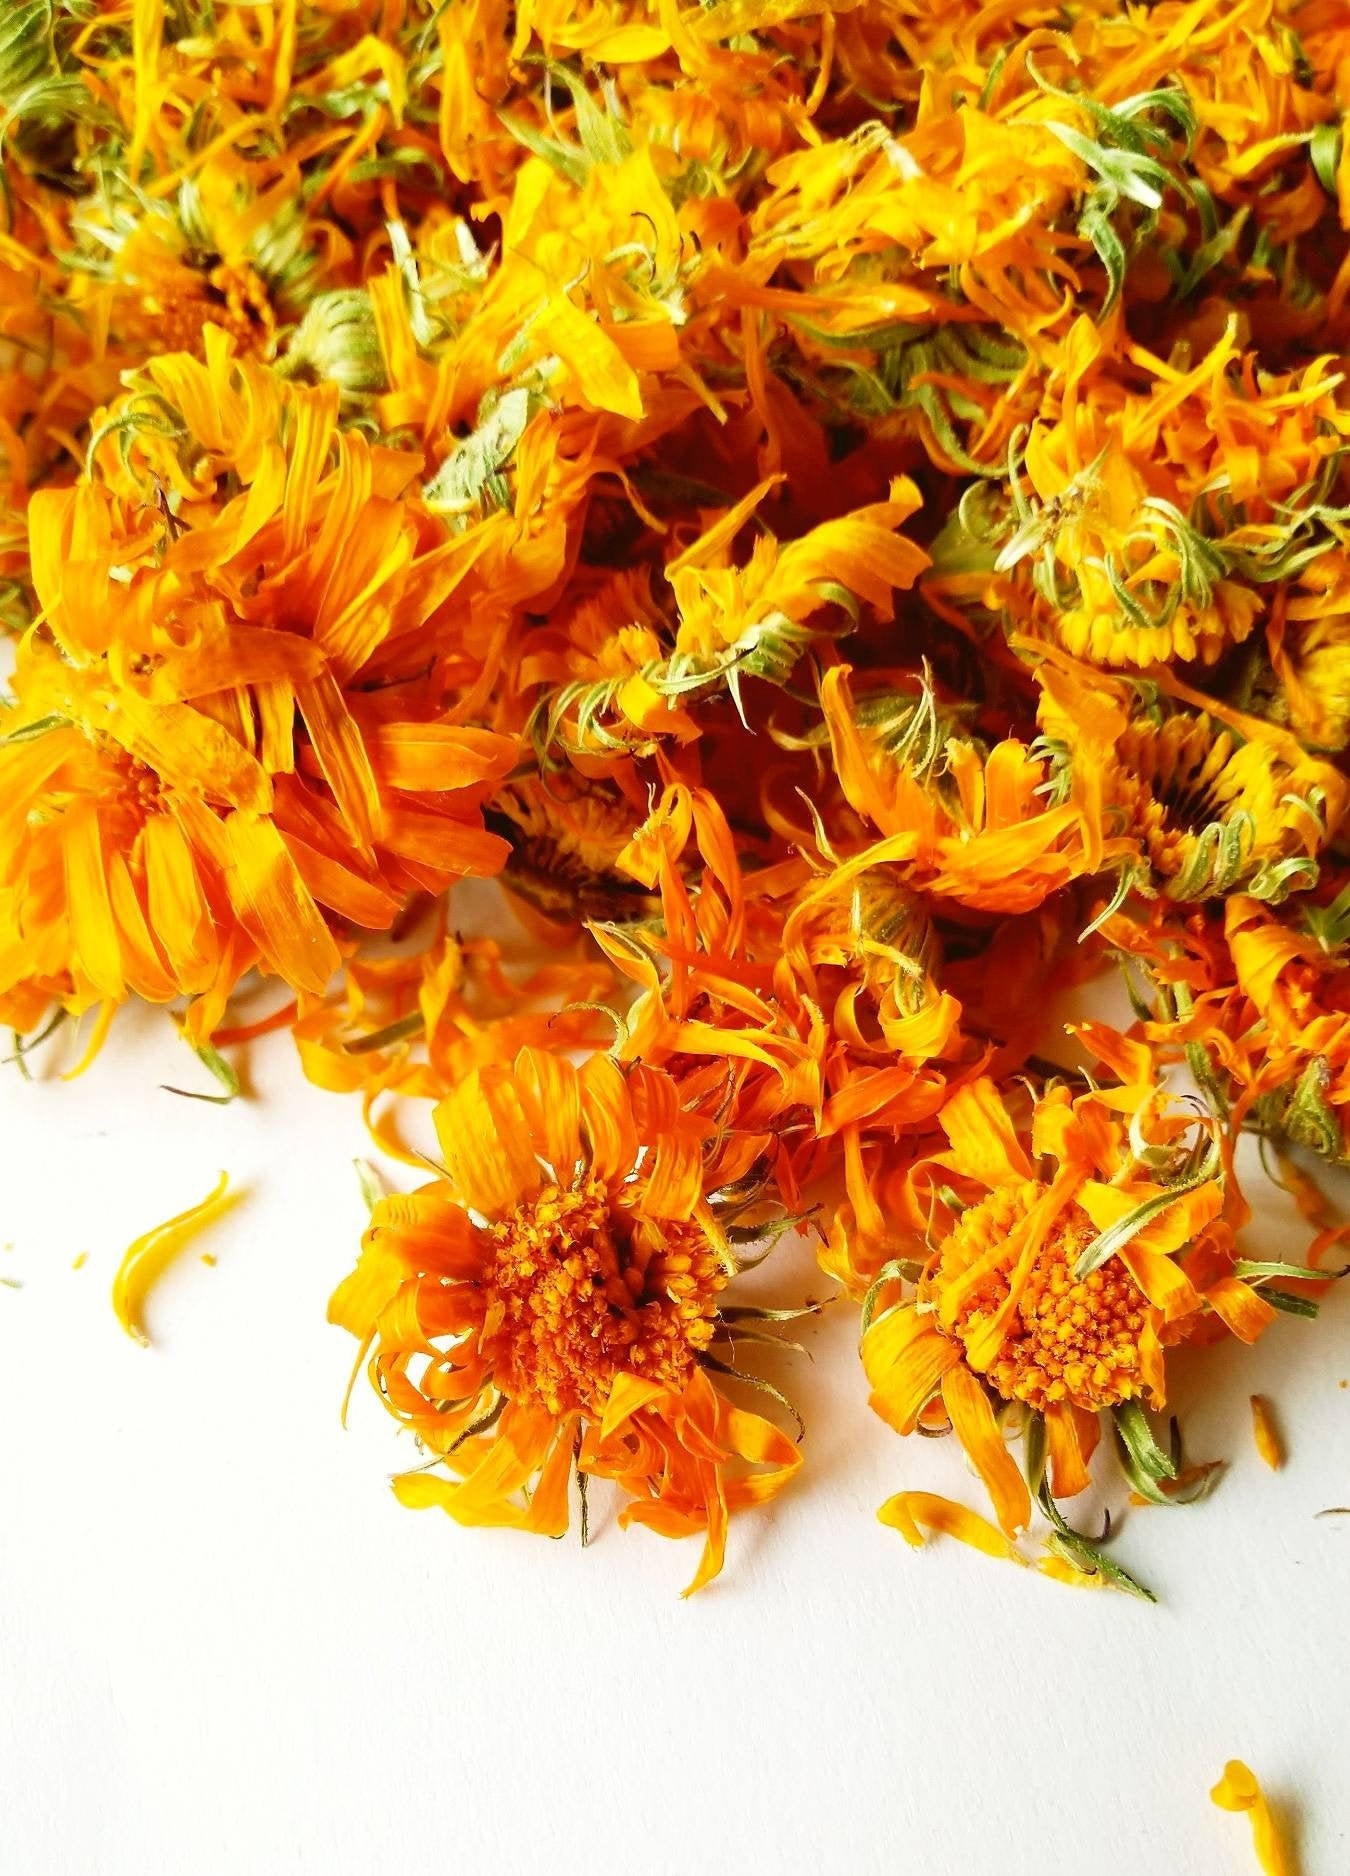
[536,295,643,419]
[878,1491,1024,1562]
[432,1065,540,1216]
[327,1232,409,1338]
[112,1172,235,1347]
[941,1365,1031,1537]
[862,1306,960,1435]
[1250,1395,1284,1470]
[1210,1762,1293,1876]
[62,804,125,1002]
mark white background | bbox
[0,927,1346,1876]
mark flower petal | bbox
[941,1364,1031,1537]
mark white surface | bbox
[0,968,1347,1876]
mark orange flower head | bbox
[859,1056,1272,1536]
[329,1046,802,1592]
[1112,707,1347,901]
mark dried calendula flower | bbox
[328,1046,803,1593]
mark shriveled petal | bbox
[1210,1762,1292,1876]
[878,1491,1024,1562]
[296,671,382,851]
[939,1078,1032,1188]
[369,723,518,794]
[62,804,125,1001]
[392,1409,556,1529]
[112,1172,236,1347]
[327,1234,410,1337]
[536,294,643,419]
[941,1364,1031,1537]
[599,1372,668,1440]
[1045,1402,1097,1498]
[862,1306,960,1435]
[222,811,341,994]
[578,1054,639,1184]
[513,1046,583,1184]
[433,1065,540,1216]
[1207,1276,1278,1344]
[140,811,215,986]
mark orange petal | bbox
[1208,1276,1278,1344]
[513,1046,582,1184]
[1045,1401,1097,1498]
[862,1307,960,1435]
[296,671,382,852]
[578,1054,639,1184]
[524,1418,579,1538]
[433,1064,540,1216]
[599,1372,669,1440]
[941,1364,1031,1537]
[939,1078,1032,1188]
[369,722,518,794]
[222,811,341,994]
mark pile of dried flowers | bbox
[2,0,1348,1617]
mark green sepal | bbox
[1023,1410,1048,1497]
[4,1007,68,1079]
[1234,1257,1345,1284]
[1262,1288,1321,1319]
[1038,1483,1156,1602]
[860,1258,910,1336]
[342,1010,423,1056]
[1113,1399,1178,1484]
[700,1353,805,1442]
[1310,122,1342,195]
[161,1041,240,1105]
[423,387,535,514]
[0,713,67,745]
[354,1159,387,1213]
[1280,1057,1342,1159]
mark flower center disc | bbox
[938,1184,1149,1412]
[482,1180,725,1418]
